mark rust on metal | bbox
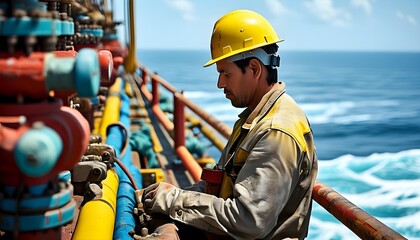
[313,181,407,240]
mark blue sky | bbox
[114,0,420,52]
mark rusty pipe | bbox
[312,181,407,240]
[175,146,202,182]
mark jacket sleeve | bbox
[163,130,301,239]
[182,180,205,192]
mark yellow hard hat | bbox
[204,9,283,67]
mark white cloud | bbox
[396,11,417,26]
[351,0,372,14]
[304,0,351,27]
[265,0,289,15]
[165,0,195,21]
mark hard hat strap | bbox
[227,48,280,68]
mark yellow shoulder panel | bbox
[268,94,311,152]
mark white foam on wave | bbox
[302,100,401,124]
[309,215,356,240]
[184,92,405,125]
[311,149,420,239]
[183,91,222,99]
[301,101,370,124]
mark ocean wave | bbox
[185,91,406,125]
[310,149,420,239]
[184,91,223,99]
[300,100,401,124]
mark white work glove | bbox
[142,182,181,215]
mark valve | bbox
[14,121,63,177]
[0,48,100,99]
[47,48,101,98]
[71,143,117,201]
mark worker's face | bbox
[216,59,257,108]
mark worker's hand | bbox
[142,182,180,215]
[133,223,180,240]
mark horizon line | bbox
[137,48,420,53]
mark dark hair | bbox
[233,44,279,85]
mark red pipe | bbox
[152,74,177,94]
[140,67,231,140]
[140,84,153,103]
[175,146,202,182]
[141,68,148,84]
[152,76,160,108]
[173,94,185,149]
[313,181,407,240]
[138,70,153,101]
[0,52,47,99]
[152,105,174,133]
[0,100,90,186]
[175,92,231,139]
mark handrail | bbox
[152,73,178,94]
[175,92,232,140]
[313,181,406,240]
[136,64,407,240]
[142,66,232,139]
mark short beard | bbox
[230,99,246,108]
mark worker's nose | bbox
[217,75,225,89]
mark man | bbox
[142,9,318,240]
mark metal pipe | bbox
[129,74,163,153]
[72,169,119,240]
[140,83,153,102]
[313,181,407,240]
[152,76,160,108]
[175,93,231,140]
[125,80,133,98]
[124,0,136,74]
[174,93,185,149]
[112,80,143,239]
[175,146,202,182]
[73,77,124,239]
[152,105,175,132]
[96,77,122,139]
[138,75,174,131]
[186,114,226,152]
[152,73,177,93]
[141,67,231,140]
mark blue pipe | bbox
[106,80,142,240]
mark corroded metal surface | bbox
[313,181,407,240]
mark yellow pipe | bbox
[72,169,119,240]
[93,115,103,135]
[98,77,122,141]
[186,114,226,151]
[125,81,133,98]
[124,0,136,74]
[147,122,163,153]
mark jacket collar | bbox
[238,82,286,130]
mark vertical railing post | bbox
[141,68,147,87]
[174,92,185,149]
[151,75,160,108]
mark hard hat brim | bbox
[203,39,284,67]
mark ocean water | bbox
[138,49,420,239]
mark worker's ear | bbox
[249,58,262,79]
